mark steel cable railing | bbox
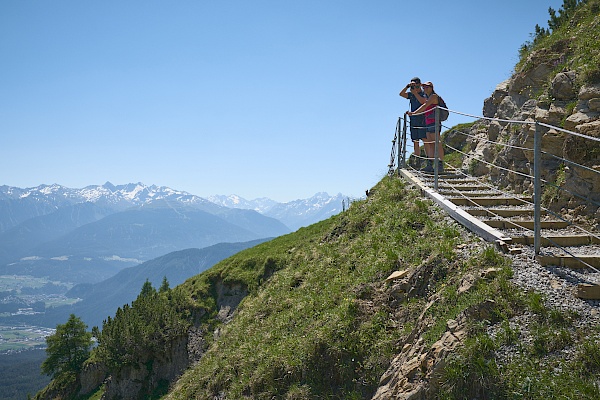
[391,104,600,272]
[431,153,600,274]
[443,134,600,210]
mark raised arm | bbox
[399,84,411,99]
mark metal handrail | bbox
[390,104,599,262]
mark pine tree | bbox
[159,276,170,293]
[41,314,93,379]
[139,279,156,298]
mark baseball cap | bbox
[411,77,421,84]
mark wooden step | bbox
[510,235,600,247]
[577,283,600,300]
[466,208,536,217]
[449,197,533,206]
[536,255,600,269]
[419,175,474,182]
[484,220,569,230]
[438,184,490,191]
[440,191,501,197]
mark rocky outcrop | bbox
[373,267,500,399]
[79,362,108,396]
[102,333,191,400]
[454,46,600,219]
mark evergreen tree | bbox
[93,283,190,370]
[159,276,170,293]
[139,279,156,298]
[41,314,93,379]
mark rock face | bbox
[456,46,600,220]
[101,333,196,400]
[373,265,498,399]
[79,362,108,395]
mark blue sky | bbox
[1,0,564,202]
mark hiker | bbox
[399,77,428,168]
[407,81,444,173]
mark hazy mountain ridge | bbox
[0,202,115,266]
[206,194,278,213]
[43,239,270,329]
[1,183,348,234]
[208,191,350,230]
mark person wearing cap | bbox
[399,77,428,168]
[407,81,444,173]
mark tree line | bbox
[37,277,193,396]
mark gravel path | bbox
[508,245,600,328]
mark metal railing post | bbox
[401,116,407,170]
[388,118,399,176]
[534,122,541,254]
[433,107,440,190]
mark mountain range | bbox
[0,183,348,284]
[207,191,348,230]
[0,182,348,331]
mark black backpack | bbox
[437,95,449,121]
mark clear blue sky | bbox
[1,0,564,202]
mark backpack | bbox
[437,95,449,121]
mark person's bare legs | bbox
[425,133,435,164]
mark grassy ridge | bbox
[166,174,600,399]
[34,174,600,399]
[167,176,471,399]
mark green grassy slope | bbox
[166,176,479,399]
[165,175,600,399]
[35,174,600,399]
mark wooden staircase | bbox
[399,169,600,299]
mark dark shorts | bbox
[409,116,427,141]
[425,122,441,134]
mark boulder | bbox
[483,80,509,118]
[576,119,600,138]
[551,71,577,100]
[542,129,567,155]
[589,98,600,112]
[487,121,502,141]
[564,111,595,131]
[483,96,498,118]
[579,84,600,101]
[496,96,519,120]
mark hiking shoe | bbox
[422,164,434,173]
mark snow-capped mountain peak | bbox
[0,183,354,233]
[1,182,217,210]
[207,192,353,230]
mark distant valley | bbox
[0,182,349,347]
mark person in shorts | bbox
[407,81,444,173]
[399,77,427,167]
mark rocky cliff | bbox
[454,27,600,222]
